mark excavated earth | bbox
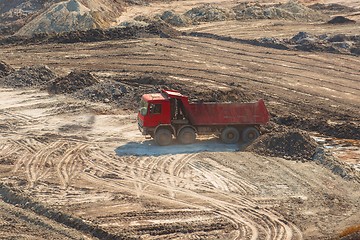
[0,1,360,240]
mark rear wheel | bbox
[178,127,196,144]
[155,128,172,146]
[242,127,260,143]
[220,127,240,144]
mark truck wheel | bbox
[242,127,260,143]
[221,127,239,144]
[155,128,172,146]
[178,127,196,144]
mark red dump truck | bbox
[138,89,269,146]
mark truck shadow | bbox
[115,139,245,156]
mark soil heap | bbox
[16,0,96,36]
[0,0,55,35]
[0,65,56,87]
[0,61,14,78]
[327,16,356,24]
[48,71,99,94]
[247,129,318,160]
[184,4,234,23]
[233,1,325,21]
[258,32,360,56]
[160,11,191,27]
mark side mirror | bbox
[140,107,147,116]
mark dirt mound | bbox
[256,32,360,56]
[75,81,130,104]
[1,0,125,37]
[185,4,234,23]
[160,11,191,27]
[0,0,55,36]
[0,61,14,78]
[0,65,56,88]
[327,16,356,24]
[48,71,99,94]
[309,3,356,13]
[233,1,324,21]
[16,0,96,36]
[247,129,318,160]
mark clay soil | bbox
[0,1,360,240]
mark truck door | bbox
[148,101,171,126]
[148,103,163,126]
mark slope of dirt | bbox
[0,0,126,36]
[0,0,58,36]
[16,0,97,36]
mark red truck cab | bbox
[138,90,269,146]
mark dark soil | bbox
[0,21,181,46]
[74,73,253,110]
[246,129,318,160]
[0,60,14,78]
[327,16,356,24]
[309,3,356,13]
[274,115,360,140]
[48,71,99,94]
[0,65,56,87]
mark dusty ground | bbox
[1,1,360,239]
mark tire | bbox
[178,127,196,145]
[155,128,172,146]
[242,127,260,143]
[220,127,240,144]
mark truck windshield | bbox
[139,98,148,116]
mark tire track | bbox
[85,149,302,239]
[26,141,66,187]
[56,142,89,189]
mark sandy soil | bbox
[0,87,359,240]
[0,1,360,239]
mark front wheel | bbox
[220,127,240,144]
[178,127,196,144]
[242,127,260,143]
[155,128,172,146]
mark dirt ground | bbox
[1,1,360,239]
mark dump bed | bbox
[184,99,269,126]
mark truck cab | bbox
[138,92,171,136]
